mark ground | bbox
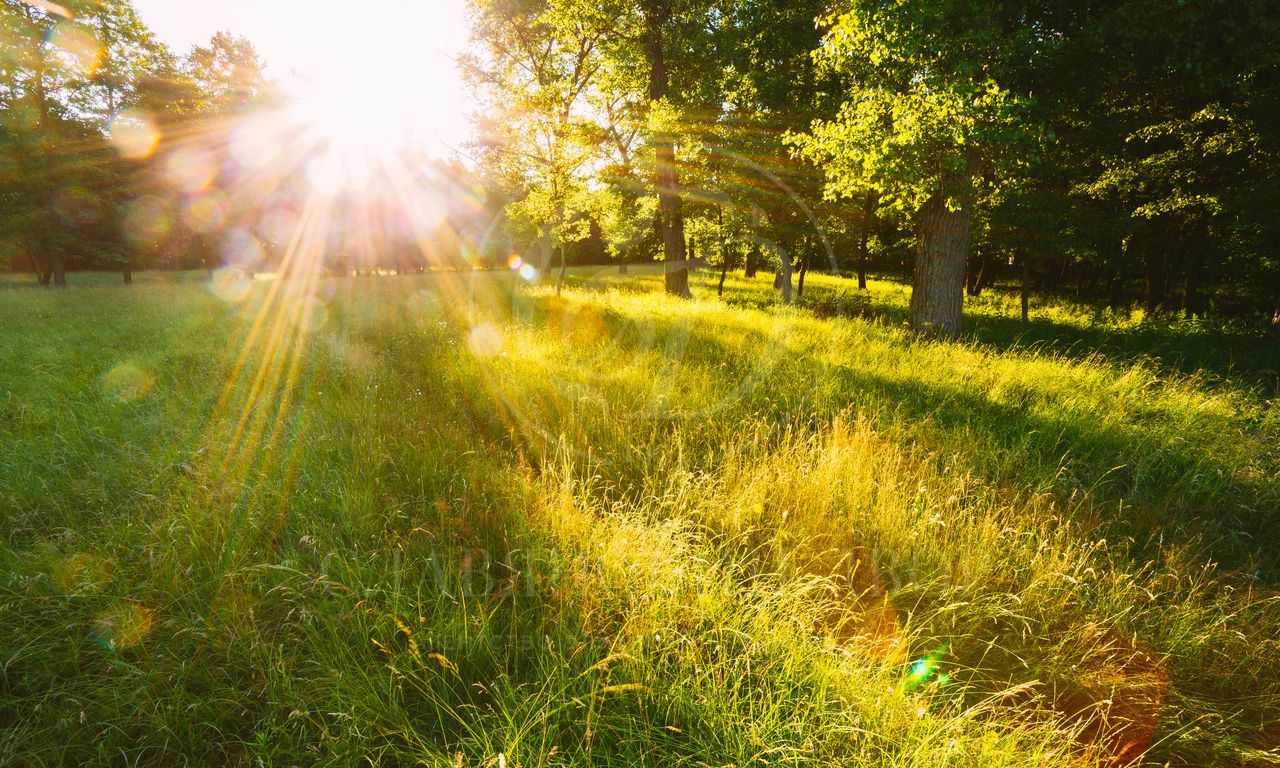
[1,268,1277,767]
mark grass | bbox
[1,267,1277,767]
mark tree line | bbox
[3,0,1278,337]
[1,0,281,284]
[1,0,501,286]
[468,0,1280,334]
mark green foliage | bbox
[791,0,1044,218]
[0,1,281,281]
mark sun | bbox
[274,3,475,157]
[288,77,411,153]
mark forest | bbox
[3,0,1279,334]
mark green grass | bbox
[1,268,1277,766]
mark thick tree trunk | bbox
[857,192,874,291]
[655,153,689,295]
[777,256,793,305]
[643,0,689,298]
[745,247,758,278]
[909,162,975,337]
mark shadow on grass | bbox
[791,277,1280,395]
[569,266,1279,392]
[516,287,1280,581]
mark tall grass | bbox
[0,270,1276,766]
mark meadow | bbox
[1,268,1277,767]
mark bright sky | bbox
[131,0,475,157]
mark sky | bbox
[130,0,476,156]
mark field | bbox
[1,268,1278,767]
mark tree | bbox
[792,0,1045,336]
[639,0,691,297]
[466,0,616,294]
[186,31,276,113]
[1055,0,1280,322]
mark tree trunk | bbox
[967,254,990,297]
[51,253,66,287]
[619,262,628,274]
[717,204,728,297]
[642,0,689,298]
[908,161,975,337]
[1107,239,1127,308]
[976,257,995,294]
[796,248,810,299]
[557,245,567,296]
[123,267,133,286]
[745,247,758,278]
[1020,252,1030,323]
[857,192,874,291]
[966,258,979,297]
[777,253,793,305]
[36,254,51,287]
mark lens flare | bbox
[903,646,949,692]
[164,148,218,193]
[102,363,155,403]
[96,602,153,650]
[181,196,226,235]
[221,230,266,271]
[210,267,253,303]
[123,196,172,248]
[468,323,503,358]
[109,110,159,159]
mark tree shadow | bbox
[792,278,1280,395]
[520,289,1280,582]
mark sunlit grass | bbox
[0,270,1277,766]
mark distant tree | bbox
[466,0,615,293]
[186,31,276,113]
